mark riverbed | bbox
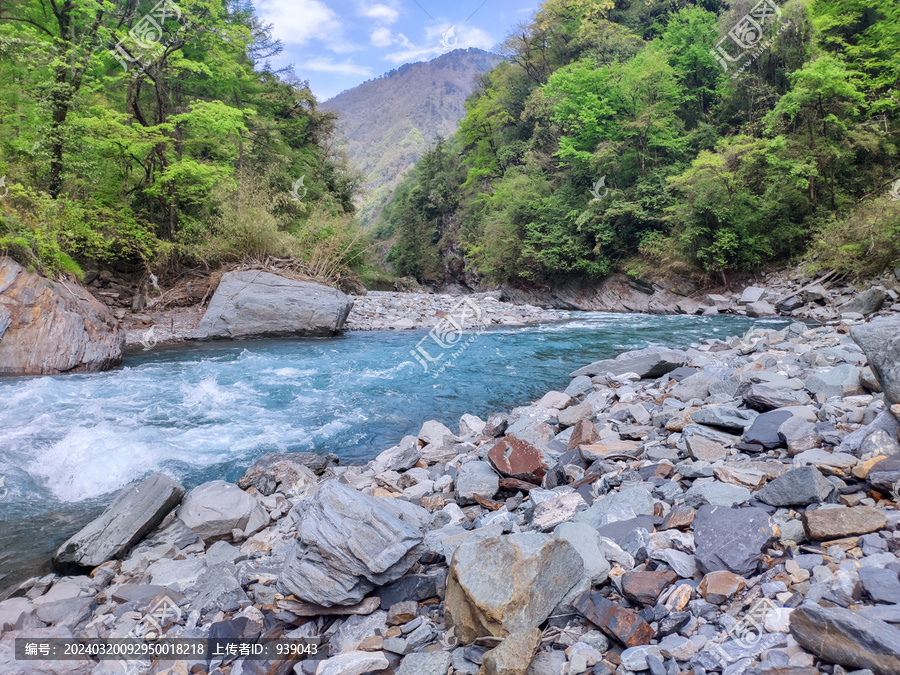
[0,312,784,590]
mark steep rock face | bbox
[498,275,692,313]
[0,257,124,375]
[196,271,354,339]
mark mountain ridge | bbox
[322,48,502,226]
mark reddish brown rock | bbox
[567,419,600,451]
[499,478,538,492]
[573,591,654,647]
[661,505,696,530]
[387,600,417,626]
[699,570,746,604]
[621,570,679,607]
[488,437,548,484]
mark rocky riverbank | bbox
[4,313,900,674]
[123,290,569,347]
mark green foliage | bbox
[0,0,361,279]
[379,0,900,284]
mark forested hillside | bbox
[323,49,501,228]
[0,0,363,281]
[380,0,900,287]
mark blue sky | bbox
[252,0,538,99]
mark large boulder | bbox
[841,287,887,317]
[852,316,900,404]
[177,480,268,542]
[445,533,583,643]
[0,257,124,375]
[196,271,354,339]
[790,603,900,675]
[279,480,431,606]
[53,473,184,570]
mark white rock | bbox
[314,650,389,675]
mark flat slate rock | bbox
[744,410,793,448]
[54,473,185,570]
[693,505,776,576]
[570,347,686,379]
[757,466,834,506]
[790,603,900,675]
[859,567,900,605]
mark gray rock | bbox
[54,473,184,570]
[553,522,611,585]
[744,410,793,448]
[860,429,900,459]
[371,436,422,474]
[806,364,864,399]
[378,572,444,609]
[778,415,820,455]
[329,611,388,655]
[455,461,499,505]
[746,301,777,318]
[34,597,95,628]
[757,467,834,506]
[197,271,353,339]
[670,373,717,402]
[868,455,900,495]
[237,451,333,495]
[743,384,810,411]
[842,288,887,316]
[691,407,758,432]
[570,347,686,379]
[315,651,390,675]
[419,419,455,447]
[840,411,900,455]
[685,482,751,508]
[177,480,266,542]
[190,563,249,614]
[396,652,453,675]
[740,287,766,304]
[526,649,567,675]
[280,480,431,606]
[573,486,655,529]
[859,567,900,605]
[693,505,776,576]
[445,533,583,642]
[790,603,900,675]
[565,375,594,398]
[852,316,900,404]
[459,414,487,438]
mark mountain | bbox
[322,48,502,227]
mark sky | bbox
[252,0,538,100]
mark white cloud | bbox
[255,0,342,46]
[370,26,393,47]
[383,23,495,64]
[296,58,374,77]
[362,3,400,24]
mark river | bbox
[0,312,784,589]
